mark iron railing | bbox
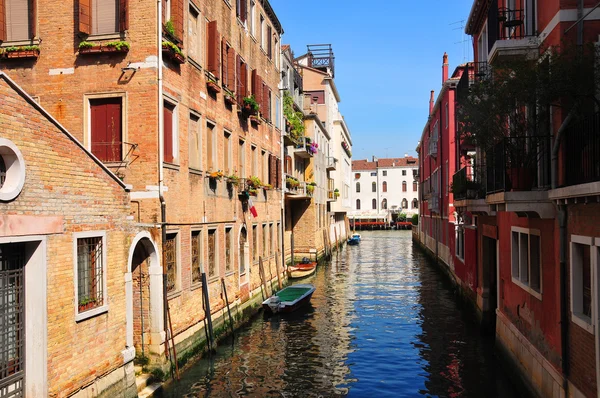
[486,136,551,194]
[452,164,486,201]
[307,44,335,78]
[563,112,600,187]
[497,8,536,40]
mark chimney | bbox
[442,52,449,83]
[429,90,434,115]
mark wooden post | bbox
[334,228,339,251]
[259,256,270,297]
[166,304,180,380]
[221,278,234,337]
[275,253,282,290]
[201,272,215,351]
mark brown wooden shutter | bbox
[91,98,122,162]
[164,104,174,163]
[251,69,260,106]
[119,0,128,31]
[0,0,5,42]
[262,84,269,120]
[79,0,92,35]
[171,0,183,40]
[268,154,275,186]
[276,157,281,188]
[207,21,220,79]
[240,0,247,23]
[221,38,227,86]
[30,0,36,38]
[227,46,236,90]
[236,55,243,103]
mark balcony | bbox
[428,137,438,157]
[327,178,336,201]
[489,6,538,62]
[326,157,337,171]
[284,174,311,199]
[294,136,316,158]
[427,195,440,213]
[452,165,489,214]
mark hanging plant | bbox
[247,175,262,188]
[283,92,305,140]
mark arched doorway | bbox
[126,232,163,361]
[239,226,249,286]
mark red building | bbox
[451,1,600,397]
[415,54,479,309]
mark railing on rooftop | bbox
[307,44,335,78]
[563,112,600,187]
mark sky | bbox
[270,0,475,161]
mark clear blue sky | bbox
[271,0,474,161]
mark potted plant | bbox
[207,170,224,181]
[334,188,340,198]
[79,40,130,54]
[78,296,97,312]
[206,77,221,93]
[2,45,40,59]
[224,89,236,106]
[286,176,299,189]
[247,175,262,189]
[248,188,258,196]
[308,142,319,155]
[241,95,259,115]
[263,183,273,190]
[162,40,185,64]
[226,174,239,186]
[306,182,316,195]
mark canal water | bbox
[159,231,523,397]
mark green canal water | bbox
[158,230,524,397]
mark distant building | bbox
[350,155,419,223]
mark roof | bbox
[465,0,491,35]
[352,157,419,171]
[0,72,127,190]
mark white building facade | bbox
[350,156,419,221]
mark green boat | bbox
[262,284,316,314]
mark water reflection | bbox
[160,231,522,397]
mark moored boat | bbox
[262,284,316,314]
[287,260,317,279]
[348,233,361,245]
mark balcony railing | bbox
[452,165,486,201]
[497,8,536,41]
[326,157,338,171]
[428,137,438,157]
[563,112,600,187]
[294,136,315,158]
[486,136,551,194]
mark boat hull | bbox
[287,262,317,279]
[262,284,316,314]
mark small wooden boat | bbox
[287,260,317,279]
[262,284,316,314]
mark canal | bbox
[159,230,523,397]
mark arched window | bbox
[372,199,377,209]
[372,182,376,192]
[412,199,418,209]
[356,182,360,193]
[382,181,387,192]
[402,198,408,209]
[356,199,361,210]
[382,198,387,210]
[402,181,407,192]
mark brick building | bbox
[453,1,600,396]
[0,72,141,397]
[0,0,286,387]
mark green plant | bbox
[227,174,239,185]
[306,184,315,194]
[263,183,273,189]
[334,188,340,197]
[105,40,130,51]
[248,175,262,188]
[243,95,260,113]
[150,368,165,382]
[78,41,94,49]
[286,176,299,188]
[283,92,305,139]
[411,214,419,225]
[162,40,183,56]
[3,45,40,53]
[164,19,176,37]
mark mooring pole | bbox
[201,272,215,351]
[221,278,235,337]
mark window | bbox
[189,113,201,170]
[252,224,258,262]
[402,198,408,209]
[412,199,418,209]
[225,227,233,273]
[413,169,417,176]
[372,182,376,192]
[238,139,246,178]
[402,181,407,192]
[455,226,465,260]
[275,96,281,129]
[206,121,215,171]
[511,228,541,297]
[372,199,377,209]
[267,25,272,58]
[165,232,178,293]
[76,233,106,316]
[188,4,202,63]
[382,171,387,176]
[236,0,247,23]
[163,100,178,164]
[269,224,274,255]
[370,172,376,177]
[356,182,360,193]
[356,199,361,210]
[90,97,123,162]
[382,198,387,210]
[3,0,34,41]
[571,236,594,332]
[208,229,218,279]
[402,170,406,176]
[191,230,203,284]
[262,224,267,257]
[224,131,232,174]
[413,182,417,192]
[260,15,265,49]
[251,145,257,177]
[382,181,387,192]
[249,0,255,36]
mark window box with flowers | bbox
[224,89,236,106]
[341,141,352,158]
[241,95,260,116]
[286,176,300,190]
[1,45,40,60]
[207,170,224,181]
[247,176,262,189]
[206,76,221,93]
[226,174,240,186]
[162,41,185,64]
[78,41,130,55]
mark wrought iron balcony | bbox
[428,137,438,157]
[307,44,335,78]
[452,165,486,201]
[485,136,551,194]
[294,136,316,158]
[497,8,535,40]
[562,112,600,187]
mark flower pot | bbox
[162,45,185,64]
[207,80,221,93]
[249,115,261,125]
[80,45,129,55]
[224,94,236,106]
[4,49,40,59]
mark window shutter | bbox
[30,0,36,38]
[267,25,272,58]
[276,157,281,188]
[119,0,128,31]
[207,21,220,79]
[171,0,183,40]
[163,105,174,163]
[227,47,236,90]
[236,55,244,103]
[240,0,247,23]
[78,0,92,35]
[252,69,261,108]
[90,98,122,162]
[262,84,269,120]
[0,0,6,41]
[268,154,275,186]
[221,38,227,85]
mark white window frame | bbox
[164,96,179,164]
[73,231,108,322]
[511,227,542,300]
[207,227,219,281]
[83,92,128,163]
[188,111,202,172]
[570,235,595,333]
[260,14,265,50]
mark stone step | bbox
[138,382,163,398]
[136,374,153,393]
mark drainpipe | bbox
[558,205,569,390]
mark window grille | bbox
[77,237,104,311]
[165,234,177,292]
[191,232,201,284]
[225,228,232,272]
[208,230,216,278]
